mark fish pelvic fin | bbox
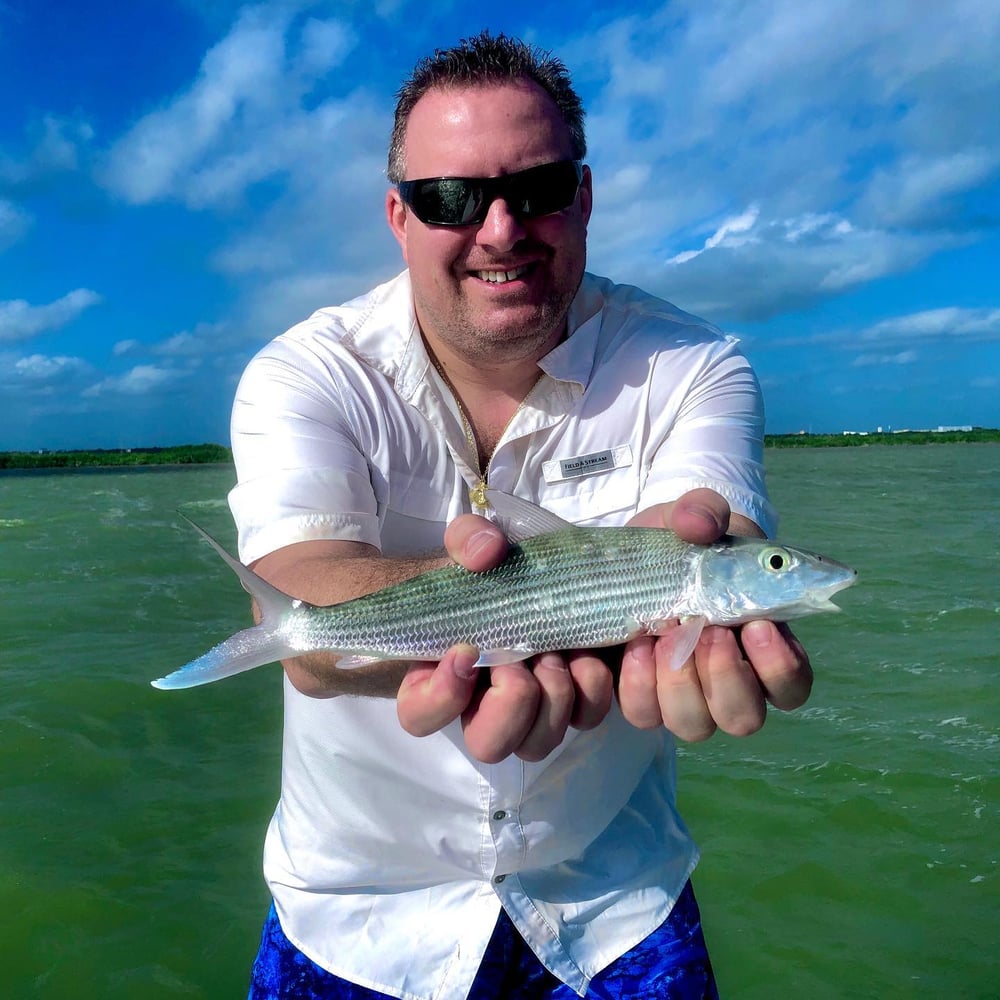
[151,515,305,690]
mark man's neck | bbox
[425,338,547,469]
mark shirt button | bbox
[494,874,506,884]
[492,810,507,821]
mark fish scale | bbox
[282,528,700,662]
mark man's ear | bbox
[579,164,594,227]
[386,188,409,262]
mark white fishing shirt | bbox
[229,270,776,1000]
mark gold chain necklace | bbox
[429,354,541,510]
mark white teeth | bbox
[477,267,528,283]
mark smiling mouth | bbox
[473,265,533,284]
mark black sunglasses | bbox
[397,160,584,227]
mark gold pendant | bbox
[469,479,489,509]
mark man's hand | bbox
[617,488,813,741]
[396,489,813,763]
[396,514,615,763]
[396,514,602,764]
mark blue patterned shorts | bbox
[247,881,719,999]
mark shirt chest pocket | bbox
[533,457,642,528]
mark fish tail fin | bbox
[151,624,299,690]
[151,515,305,691]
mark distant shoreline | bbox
[1,430,998,470]
[763,428,1000,448]
[0,443,233,471]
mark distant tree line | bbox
[2,430,997,470]
[764,428,999,448]
[0,443,233,470]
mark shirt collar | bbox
[537,273,606,389]
[339,269,607,400]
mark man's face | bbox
[386,81,592,366]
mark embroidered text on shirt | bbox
[542,446,633,484]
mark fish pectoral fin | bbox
[621,614,705,670]
[663,615,708,671]
[473,648,533,667]
[482,490,573,541]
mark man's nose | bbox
[475,197,528,251]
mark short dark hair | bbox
[387,30,587,183]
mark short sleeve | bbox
[227,339,382,564]
[641,337,777,537]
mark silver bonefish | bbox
[152,491,857,690]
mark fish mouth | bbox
[803,595,845,613]
[804,566,858,612]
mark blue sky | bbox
[1,0,998,450]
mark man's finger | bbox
[397,645,479,737]
[692,626,766,737]
[617,637,663,729]
[514,654,575,762]
[565,652,614,730]
[444,514,508,571]
[668,488,730,544]
[461,662,540,763]
[740,620,813,711]
[651,627,716,742]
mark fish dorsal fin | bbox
[482,489,573,541]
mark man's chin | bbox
[468,311,561,349]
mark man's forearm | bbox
[250,545,455,698]
[279,650,413,698]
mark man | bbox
[234,31,811,1000]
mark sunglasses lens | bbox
[509,161,583,218]
[410,178,483,226]
[401,160,582,226]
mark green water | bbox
[0,447,996,998]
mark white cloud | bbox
[862,150,1000,227]
[859,307,1000,343]
[667,206,761,264]
[0,198,31,251]
[0,289,102,342]
[851,350,919,368]
[576,0,1000,319]
[101,6,287,204]
[148,321,232,358]
[296,16,353,76]
[755,305,1000,357]
[93,2,396,342]
[83,365,185,398]
[100,5,357,208]
[0,115,92,187]
[235,263,403,346]
[13,353,91,382]
[109,322,242,367]
[153,332,207,357]
[614,207,946,321]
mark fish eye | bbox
[760,546,791,573]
